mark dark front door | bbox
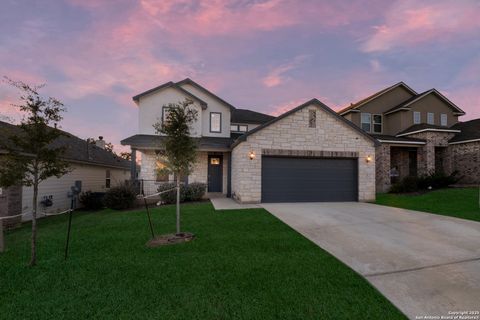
[208,155,223,192]
[261,156,358,203]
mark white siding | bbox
[178,83,231,138]
[137,87,203,136]
[22,164,130,214]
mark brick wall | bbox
[231,104,376,203]
[450,141,480,184]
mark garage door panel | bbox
[261,156,358,203]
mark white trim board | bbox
[396,128,461,137]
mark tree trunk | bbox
[30,179,38,266]
[176,174,181,235]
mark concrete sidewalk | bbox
[261,202,480,319]
[210,197,260,210]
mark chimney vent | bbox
[96,136,105,149]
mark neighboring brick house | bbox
[339,82,479,192]
[0,121,131,223]
[122,79,377,203]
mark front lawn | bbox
[376,188,480,222]
[0,203,404,319]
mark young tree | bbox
[0,78,70,266]
[153,99,198,235]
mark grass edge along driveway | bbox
[0,202,405,319]
[376,187,480,222]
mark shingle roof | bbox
[0,121,131,169]
[231,109,275,124]
[385,89,466,115]
[450,119,480,143]
[132,81,208,108]
[338,82,417,115]
[232,98,379,148]
[121,134,234,151]
[396,123,461,137]
[370,134,426,144]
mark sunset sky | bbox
[1,0,479,152]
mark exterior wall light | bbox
[249,151,256,160]
[366,155,372,163]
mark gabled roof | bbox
[121,134,234,151]
[176,78,236,110]
[232,98,379,148]
[396,123,461,137]
[385,89,466,116]
[338,82,417,116]
[370,134,426,145]
[132,81,208,108]
[449,118,480,143]
[0,121,131,169]
[231,109,275,124]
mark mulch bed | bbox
[146,232,195,247]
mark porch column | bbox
[375,144,391,193]
[130,148,137,180]
[227,153,232,198]
[418,144,435,175]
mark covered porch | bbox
[121,134,234,197]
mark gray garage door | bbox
[261,156,358,203]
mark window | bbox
[105,170,111,189]
[210,157,220,165]
[373,114,383,133]
[308,110,316,128]
[413,111,421,124]
[230,124,248,132]
[162,106,171,124]
[210,112,221,133]
[361,113,371,132]
[156,160,169,182]
[440,114,448,126]
[427,112,435,125]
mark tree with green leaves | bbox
[0,78,70,266]
[153,98,198,235]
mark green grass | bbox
[376,188,480,222]
[0,203,404,319]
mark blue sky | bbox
[1,0,479,151]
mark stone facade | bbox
[375,145,391,193]
[450,141,480,184]
[0,185,22,228]
[407,131,455,175]
[140,150,229,195]
[231,104,376,203]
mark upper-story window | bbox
[230,124,248,132]
[440,114,448,126]
[413,111,421,124]
[372,114,382,133]
[361,113,371,132]
[210,112,222,133]
[427,112,435,125]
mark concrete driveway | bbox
[261,202,480,319]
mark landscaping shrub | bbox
[157,182,206,204]
[185,182,206,201]
[104,184,137,210]
[389,171,459,193]
[158,182,186,204]
[79,191,105,210]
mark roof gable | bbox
[176,78,236,110]
[232,98,379,148]
[385,89,466,115]
[132,81,208,108]
[339,82,417,115]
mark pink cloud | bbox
[262,55,310,88]
[362,0,480,52]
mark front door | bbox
[208,155,223,192]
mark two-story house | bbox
[339,82,480,192]
[121,79,378,203]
